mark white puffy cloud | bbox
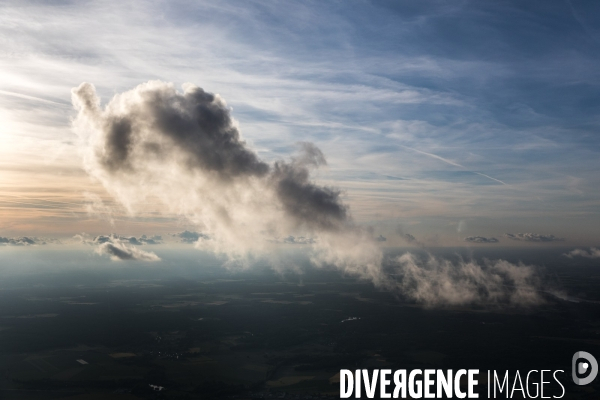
[564,247,600,259]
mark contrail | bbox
[473,172,507,185]
[402,145,465,168]
[0,90,68,106]
[401,145,507,185]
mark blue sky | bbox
[1,0,599,246]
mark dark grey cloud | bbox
[504,233,564,242]
[464,236,499,244]
[93,84,270,179]
[272,160,347,231]
[376,235,386,242]
[99,243,136,260]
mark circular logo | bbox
[572,351,598,385]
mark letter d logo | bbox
[572,351,598,385]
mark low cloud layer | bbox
[171,231,209,244]
[0,236,60,246]
[392,253,543,306]
[72,81,546,306]
[564,247,600,259]
[94,234,161,245]
[504,233,564,242]
[75,233,161,246]
[0,236,36,246]
[464,236,499,244]
[74,233,161,261]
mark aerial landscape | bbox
[1,1,600,399]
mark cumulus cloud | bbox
[392,253,543,306]
[72,81,356,261]
[464,236,499,244]
[95,240,161,262]
[375,235,387,242]
[71,81,545,306]
[504,233,564,242]
[73,233,161,261]
[564,247,600,259]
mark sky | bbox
[1,0,600,248]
